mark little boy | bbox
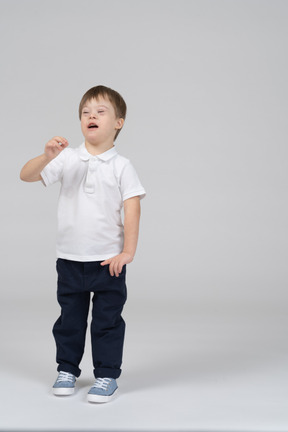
[20,85,146,403]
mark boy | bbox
[20,85,146,403]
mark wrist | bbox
[43,151,57,162]
[42,153,53,163]
[122,251,134,260]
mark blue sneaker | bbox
[53,371,76,395]
[87,378,118,403]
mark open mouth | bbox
[88,123,98,129]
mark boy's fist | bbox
[45,136,69,161]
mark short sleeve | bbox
[120,161,146,201]
[40,150,67,186]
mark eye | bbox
[98,110,105,114]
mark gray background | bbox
[0,0,287,431]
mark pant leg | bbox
[52,259,90,378]
[89,263,127,379]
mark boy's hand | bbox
[100,252,133,277]
[45,136,69,161]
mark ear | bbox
[115,118,124,130]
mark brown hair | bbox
[79,85,127,140]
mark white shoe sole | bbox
[87,388,118,403]
[53,387,75,396]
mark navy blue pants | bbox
[53,258,127,379]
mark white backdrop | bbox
[0,1,287,431]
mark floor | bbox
[1,294,287,432]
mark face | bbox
[80,97,124,147]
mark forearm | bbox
[20,153,51,182]
[122,199,141,259]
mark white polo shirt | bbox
[41,143,146,262]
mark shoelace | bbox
[56,371,75,383]
[91,378,112,390]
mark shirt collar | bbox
[79,143,118,162]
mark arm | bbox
[20,136,69,182]
[20,153,53,182]
[100,196,141,276]
[123,195,141,258]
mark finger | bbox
[101,259,110,266]
[110,262,118,277]
[60,141,69,149]
[55,143,64,152]
[109,263,114,276]
[59,137,69,147]
[54,136,69,148]
[54,136,66,143]
[115,262,123,277]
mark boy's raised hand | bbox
[45,136,69,161]
[20,136,69,182]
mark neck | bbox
[85,140,114,156]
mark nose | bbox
[89,112,98,119]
